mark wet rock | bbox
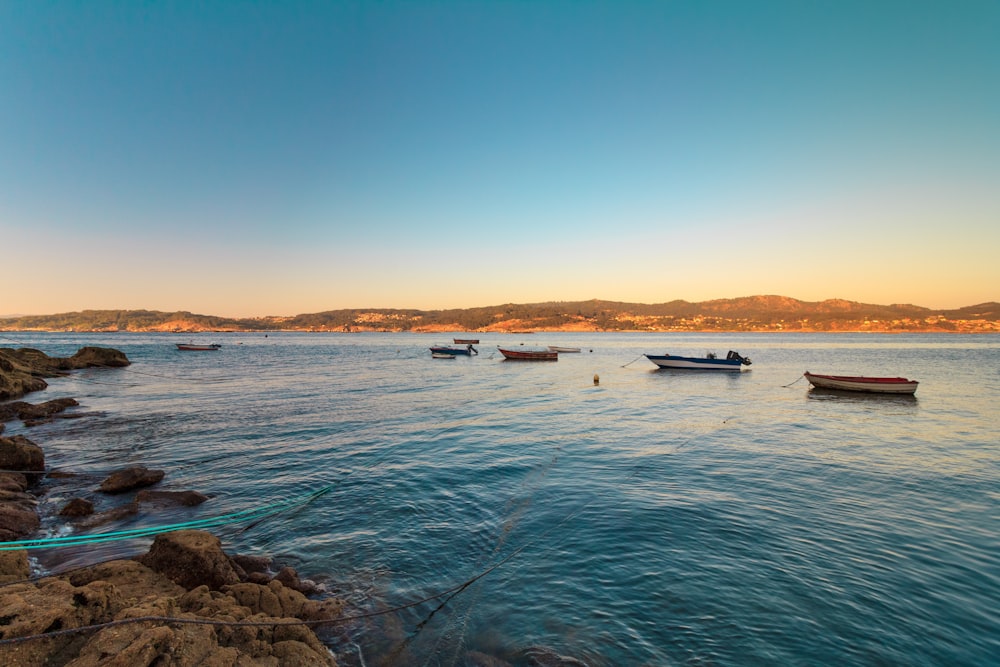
[0,434,45,485]
[231,553,271,576]
[136,489,209,507]
[275,565,324,596]
[518,646,591,666]
[97,466,165,494]
[137,529,242,591]
[465,651,514,667]
[0,346,129,401]
[68,346,131,368]
[59,497,95,517]
[0,469,40,542]
[7,397,80,422]
[76,501,139,529]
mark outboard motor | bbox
[727,350,752,365]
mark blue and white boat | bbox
[645,350,751,371]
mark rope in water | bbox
[0,485,332,551]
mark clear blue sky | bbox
[2,1,997,317]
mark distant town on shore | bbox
[3,296,998,334]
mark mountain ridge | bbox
[2,297,998,333]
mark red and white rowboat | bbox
[498,346,557,361]
[804,372,918,395]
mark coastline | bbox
[0,347,349,664]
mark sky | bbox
[2,1,998,317]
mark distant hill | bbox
[1,298,998,333]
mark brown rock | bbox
[136,489,209,507]
[0,435,45,485]
[137,530,242,591]
[76,501,139,529]
[11,397,80,421]
[59,497,95,517]
[0,471,39,541]
[0,549,29,583]
[274,566,323,596]
[231,553,271,575]
[68,346,131,368]
[98,466,165,494]
[0,346,129,401]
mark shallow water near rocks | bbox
[4,331,998,666]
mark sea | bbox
[2,331,997,666]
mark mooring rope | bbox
[781,373,806,388]
[620,354,645,368]
[0,485,332,552]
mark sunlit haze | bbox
[2,1,997,317]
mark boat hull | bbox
[804,372,918,394]
[498,347,557,361]
[430,346,476,356]
[548,346,581,353]
[645,354,745,371]
[453,338,479,344]
[176,344,221,351]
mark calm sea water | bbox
[3,331,998,666]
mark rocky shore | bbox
[0,347,352,665]
[0,346,590,666]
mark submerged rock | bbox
[97,466,165,494]
[59,497,95,517]
[136,489,209,507]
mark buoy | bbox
[593,374,600,385]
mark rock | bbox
[7,397,80,422]
[98,466,165,494]
[0,346,129,401]
[274,566,324,596]
[0,435,45,485]
[465,651,514,667]
[0,469,40,542]
[0,549,29,584]
[76,502,139,529]
[231,553,271,576]
[136,489,209,507]
[59,497,95,517]
[0,353,49,401]
[68,346,131,368]
[137,530,242,591]
[518,646,591,666]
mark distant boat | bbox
[453,338,480,344]
[803,372,918,395]
[498,346,558,361]
[430,344,478,356]
[431,352,456,359]
[645,350,751,371]
[547,346,581,353]
[176,343,222,351]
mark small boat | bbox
[803,372,918,395]
[548,346,581,353]
[175,343,222,351]
[453,338,480,344]
[498,346,558,361]
[431,352,456,359]
[645,350,751,371]
[430,344,478,356]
